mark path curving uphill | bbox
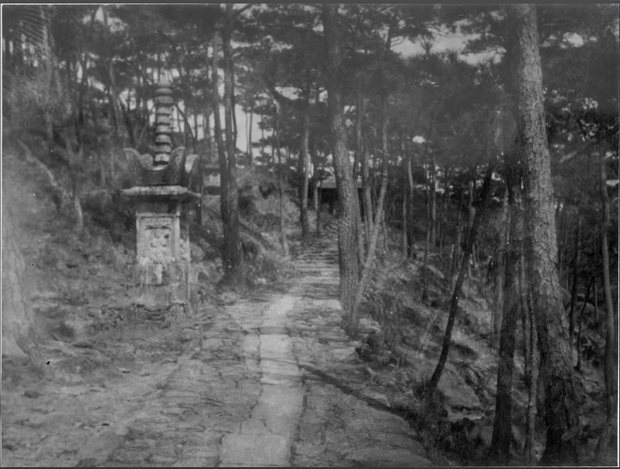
[219,222,431,466]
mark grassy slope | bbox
[356,228,610,465]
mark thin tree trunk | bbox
[378,90,390,258]
[206,108,216,167]
[275,107,288,256]
[213,34,228,210]
[316,177,322,237]
[425,163,494,395]
[421,188,431,301]
[439,166,450,265]
[354,91,366,264]
[576,277,593,372]
[430,151,437,248]
[595,152,617,459]
[311,143,321,237]
[247,101,254,166]
[568,215,581,356]
[407,154,415,257]
[213,29,241,280]
[322,4,360,326]
[491,188,510,347]
[557,204,564,284]
[489,164,524,463]
[522,268,538,465]
[467,175,475,279]
[353,161,388,317]
[594,272,599,328]
[299,86,311,244]
[450,191,464,284]
[510,5,580,463]
[222,6,242,280]
[402,160,408,259]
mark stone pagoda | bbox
[122,79,200,316]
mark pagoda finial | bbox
[154,79,173,167]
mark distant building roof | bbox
[321,177,362,189]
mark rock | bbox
[438,370,482,414]
[219,292,238,305]
[72,340,94,349]
[359,317,382,334]
[190,242,205,261]
[24,389,41,399]
[330,347,353,361]
[203,338,224,350]
[365,391,391,408]
[423,264,445,280]
[76,431,123,466]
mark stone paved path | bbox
[221,293,304,466]
[2,224,431,467]
[216,224,431,466]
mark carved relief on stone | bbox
[147,224,173,264]
[137,216,177,265]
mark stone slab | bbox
[345,447,431,466]
[240,418,268,435]
[220,433,290,466]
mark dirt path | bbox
[2,224,431,467]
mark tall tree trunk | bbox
[360,110,373,247]
[206,108,216,167]
[406,154,415,257]
[402,155,408,259]
[354,91,366,264]
[430,151,437,248]
[425,163,494,395]
[322,4,359,326]
[275,106,289,256]
[594,272,599,328]
[221,5,243,282]
[353,91,390,317]
[315,178,322,237]
[491,187,510,347]
[450,191,464,283]
[212,34,227,206]
[247,101,254,166]
[421,187,431,301]
[354,161,388,316]
[568,215,581,356]
[299,85,311,244]
[522,261,538,465]
[310,143,322,237]
[213,30,240,280]
[510,4,580,463]
[595,152,617,459]
[40,5,55,144]
[466,174,475,279]
[489,162,524,463]
[438,166,450,265]
[576,277,593,372]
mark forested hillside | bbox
[2,4,618,466]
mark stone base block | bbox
[135,262,189,286]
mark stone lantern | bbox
[122,79,200,316]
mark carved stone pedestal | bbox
[124,186,199,311]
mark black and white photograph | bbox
[1,3,618,466]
